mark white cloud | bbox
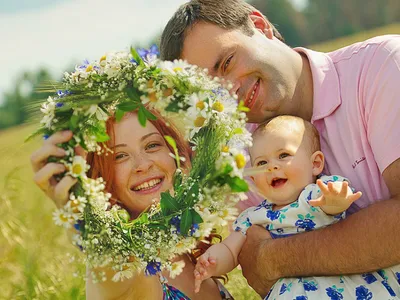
[0,0,188,102]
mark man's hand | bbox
[238,225,277,298]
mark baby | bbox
[194,115,400,299]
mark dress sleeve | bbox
[232,207,253,235]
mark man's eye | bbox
[257,160,267,166]
[223,55,233,72]
[279,153,289,159]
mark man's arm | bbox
[239,158,400,296]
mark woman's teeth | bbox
[133,179,161,191]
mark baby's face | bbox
[250,128,316,206]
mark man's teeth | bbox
[133,179,161,191]
[249,80,259,102]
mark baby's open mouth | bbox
[271,178,287,188]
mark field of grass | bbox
[1,24,398,299]
[308,23,400,52]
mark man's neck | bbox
[293,52,314,122]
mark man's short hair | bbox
[253,115,321,154]
[160,0,284,61]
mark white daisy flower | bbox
[169,260,185,279]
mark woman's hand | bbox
[30,130,78,208]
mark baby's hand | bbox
[309,180,362,212]
[194,252,217,293]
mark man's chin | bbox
[246,111,277,124]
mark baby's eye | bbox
[256,160,267,166]
[279,153,290,159]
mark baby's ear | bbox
[250,176,255,182]
[311,151,324,176]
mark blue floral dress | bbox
[234,175,400,299]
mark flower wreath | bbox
[31,46,252,281]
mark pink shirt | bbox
[240,35,400,214]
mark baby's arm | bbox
[194,231,246,293]
[308,179,362,215]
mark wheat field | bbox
[1,25,399,299]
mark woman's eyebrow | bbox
[140,132,162,142]
[112,143,127,149]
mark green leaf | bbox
[191,209,203,224]
[138,106,147,127]
[117,101,139,112]
[164,135,177,150]
[126,87,141,102]
[94,130,110,142]
[69,114,79,130]
[115,108,125,122]
[130,47,144,66]
[226,177,248,192]
[180,209,192,235]
[173,170,183,190]
[185,182,200,206]
[160,191,180,215]
[297,214,304,220]
[143,108,157,120]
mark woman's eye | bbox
[279,153,289,159]
[115,153,128,160]
[257,160,267,166]
[223,55,233,72]
[145,143,161,150]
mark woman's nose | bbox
[132,156,153,173]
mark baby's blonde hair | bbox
[252,115,321,154]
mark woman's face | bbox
[112,113,177,217]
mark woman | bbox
[30,110,233,299]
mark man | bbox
[160,0,400,297]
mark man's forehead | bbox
[181,22,235,70]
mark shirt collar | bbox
[294,47,342,122]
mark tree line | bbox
[1,0,399,130]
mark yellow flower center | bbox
[99,55,107,62]
[147,79,154,88]
[85,65,93,72]
[235,154,246,169]
[233,128,243,135]
[194,117,206,127]
[221,145,230,153]
[60,214,69,222]
[72,164,83,175]
[173,67,182,73]
[196,101,205,110]
[212,101,224,112]
[148,92,157,102]
[163,88,173,97]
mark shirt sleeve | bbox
[363,37,400,173]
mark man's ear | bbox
[311,151,325,176]
[249,11,274,39]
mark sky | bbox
[0,0,306,104]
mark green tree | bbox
[0,69,52,129]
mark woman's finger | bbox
[33,163,66,191]
[44,130,73,146]
[30,145,66,172]
[53,176,78,208]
